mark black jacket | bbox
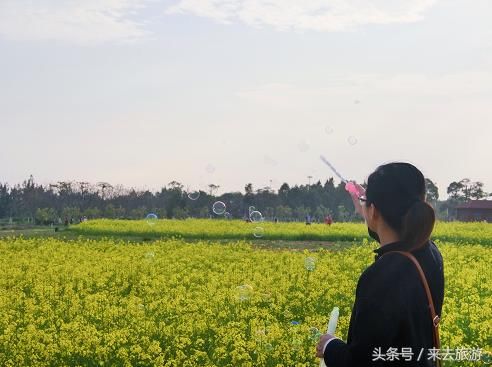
[324,240,445,366]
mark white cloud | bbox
[166,0,438,32]
[0,0,151,44]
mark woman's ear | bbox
[367,203,375,220]
[366,203,380,227]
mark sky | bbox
[0,0,491,198]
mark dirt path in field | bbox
[0,227,359,251]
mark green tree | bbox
[425,178,439,202]
[35,208,56,225]
[447,181,465,200]
[130,207,147,219]
[337,205,350,222]
[84,207,101,219]
[62,207,81,221]
[275,205,292,220]
[469,182,487,200]
[173,207,189,219]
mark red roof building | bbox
[456,200,492,222]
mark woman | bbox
[316,162,445,366]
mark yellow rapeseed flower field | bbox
[0,221,490,366]
[69,219,492,245]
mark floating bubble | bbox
[250,210,263,222]
[325,125,334,135]
[254,330,266,354]
[297,140,310,152]
[260,342,273,353]
[248,206,256,215]
[304,257,316,272]
[261,293,271,302]
[348,136,358,146]
[145,213,158,226]
[235,284,253,302]
[309,327,322,342]
[283,309,293,319]
[144,251,155,260]
[212,201,226,215]
[263,155,278,166]
[205,164,216,174]
[187,191,200,200]
[253,227,264,238]
[292,338,303,350]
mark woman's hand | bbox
[316,333,335,358]
[347,182,366,218]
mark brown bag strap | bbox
[383,251,442,367]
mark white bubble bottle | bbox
[320,307,339,367]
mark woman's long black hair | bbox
[365,162,435,251]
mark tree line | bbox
[0,175,489,225]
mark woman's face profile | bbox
[362,202,376,228]
[363,203,381,242]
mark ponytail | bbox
[401,200,435,251]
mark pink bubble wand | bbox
[320,155,361,196]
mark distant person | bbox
[274,217,278,223]
[64,218,69,226]
[325,215,333,226]
[305,214,311,225]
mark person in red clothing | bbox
[325,214,333,226]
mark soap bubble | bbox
[187,191,200,200]
[264,155,278,166]
[309,327,322,342]
[304,257,316,272]
[235,284,253,302]
[291,338,303,350]
[256,341,273,353]
[145,213,158,226]
[212,201,226,215]
[297,140,310,152]
[325,125,334,135]
[248,206,256,215]
[253,227,264,238]
[205,164,216,174]
[254,328,268,354]
[256,328,266,336]
[250,210,263,222]
[144,251,155,260]
[348,136,358,145]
